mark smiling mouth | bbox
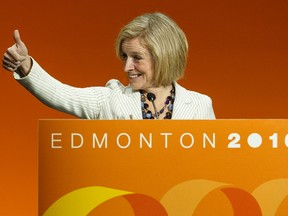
[129,73,142,79]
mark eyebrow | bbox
[130,52,145,56]
[121,46,145,55]
[120,50,146,58]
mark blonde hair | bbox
[115,12,188,87]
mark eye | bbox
[120,53,127,61]
[133,55,142,61]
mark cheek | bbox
[136,62,154,78]
[147,67,155,78]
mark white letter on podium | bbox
[203,133,216,148]
[140,133,152,148]
[71,133,84,149]
[117,133,131,149]
[51,133,62,149]
[93,133,108,148]
[180,133,194,148]
[161,133,172,148]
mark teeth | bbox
[129,74,141,78]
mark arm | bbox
[18,59,112,119]
[3,30,110,119]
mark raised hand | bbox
[2,30,31,76]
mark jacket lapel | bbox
[172,82,198,119]
[125,86,143,119]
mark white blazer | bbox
[15,60,216,120]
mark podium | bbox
[39,120,288,215]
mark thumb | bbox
[12,29,28,59]
[13,29,22,46]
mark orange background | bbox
[0,0,287,215]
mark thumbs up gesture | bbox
[2,30,31,76]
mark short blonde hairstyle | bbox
[115,12,188,87]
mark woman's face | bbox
[120,37,155,91]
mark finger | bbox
[2,61,18,72]
[6,47,26,63]
[4,52,14,61]
[13,29,22,46]
[3,57,20,68]
[4,50,19,63]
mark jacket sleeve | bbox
[206,96,216,119]
[14,59,110,119]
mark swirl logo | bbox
[43,179,288,216]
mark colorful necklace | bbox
[140,85,175,119]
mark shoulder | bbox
[105,79,125,89]
[175,82,212,105]
[172,82,215,119]
[105,79,135,95]
[105,79,127,90]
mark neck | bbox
[141,85,173,99]
[140,84,175,119]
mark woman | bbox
[2,12,215,119]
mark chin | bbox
[131,87,141,91]
[129,83,142,91]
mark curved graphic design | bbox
[252,179,288,216]
[43,179,288,215]
[43,186,132,215]
[123,194,168,215]
[43,186,167,216]
[160,179,262,216]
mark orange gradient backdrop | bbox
[0,0,287,215]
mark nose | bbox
[123,57,134,72]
